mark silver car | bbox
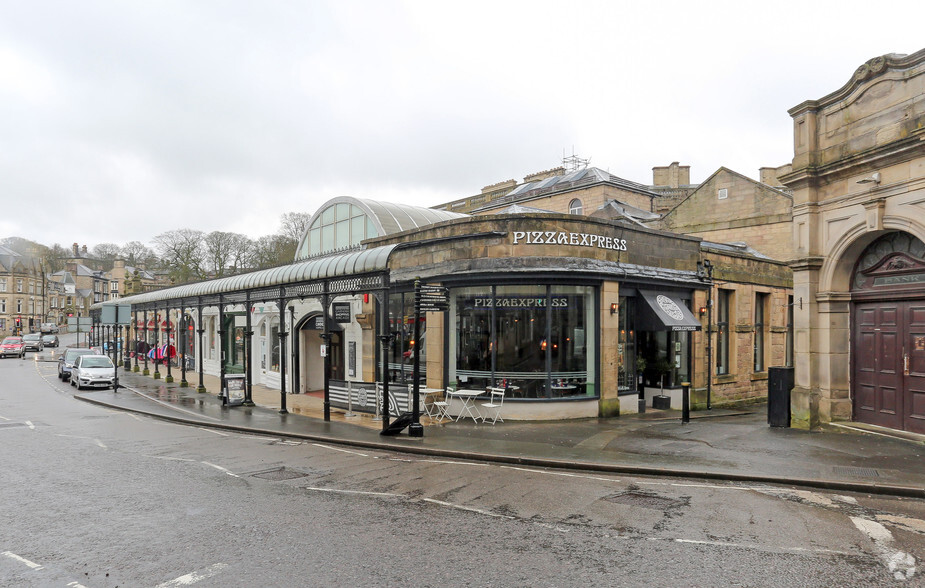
[22,333,43,352]
[58,348,96,380]
[69,354,115,390]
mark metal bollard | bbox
[681,381,690,423]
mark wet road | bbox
[1,337,923,586]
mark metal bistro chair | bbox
[431,388,454,423]
[481,387,505,424]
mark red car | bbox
[0,336,26,359]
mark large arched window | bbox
[569,198,583,215]
[302,202,377,258]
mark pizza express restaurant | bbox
[376,213,705,420]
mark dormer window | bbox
[569,199,583,215]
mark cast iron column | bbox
[179,310,188,388]
[152,308,160,379]
[164,304,173,383]
[278,294,288,415]
[196,301,206,393]
[243,294,254,406]
[142,310,150,375]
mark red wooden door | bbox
[854,301,925,433]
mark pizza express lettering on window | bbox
[471,297,569,308]
[512,230,628,251]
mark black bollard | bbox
[681,381,690,423]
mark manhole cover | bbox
[831,466,880,478]
[603,491,683,510]
[251,468,309,481]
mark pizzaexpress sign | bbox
[512,230,628,251]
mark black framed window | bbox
[716,289,731,375]
[753,293,767,372]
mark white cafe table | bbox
[449,389,483,422]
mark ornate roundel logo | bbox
[357,389,368,408]
[656,295,685,321]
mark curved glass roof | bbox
[295,196,466,260]
[97,244,398,308]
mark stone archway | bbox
[850,232,925,434]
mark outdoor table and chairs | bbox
[419,387,444,418]
[449,389,483,422]
[480,387,505,424]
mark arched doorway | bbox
[851,232,925,433]
[298,313,344,393]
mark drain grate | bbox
[251,467,309,481]
[831,466,880,478]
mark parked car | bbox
[40,322,59,334]
[0,336,26,359]
[69,354,115,390]
[42,334,59,348]
[22,333,44,352]
[58,348,96,380]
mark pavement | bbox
[73,366,925,499]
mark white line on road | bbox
[311,443,369,457]
[145,455,197,462]
[55,434,108,448]
[422,497,516,520]
[500,465,619,482]
[201,462,240,477]
[25,421,34,430]
[304,486,403,498]
[1,551,44,570]
[155,563,228,587]
[851,516,917,580]
[0,414,9,420]
[66,582,89,588]
[196,427,229,436]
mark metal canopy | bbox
[93,244,397,311]
[636,290,702,332]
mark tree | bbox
[44,243,70,273]
[203,231,251,278]
[120,241,158,269]
[91,243,122,270]
[279,212,312,242]
[274,212,312,262]
[250,234,290,270]
[152,229,206,284]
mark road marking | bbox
[25,421,35,430]
[311,443,369,457]
[155,563,228,587]
[422,497,516,520]
[500,465,619,482]
[146,455,196,462]
[1,551,44,570]
[66,582,88,588]
[304,486,403,498]
[131,390,222,421]
[0,414,9,420]
[851,516,917,580]
[55,434,108,448]
[201,462,239,477]
[196,427,229,436]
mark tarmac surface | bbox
[73,366,925,499]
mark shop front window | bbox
[617,297,636,391]
[451,284,596,399]
[386,292,425,385]
[270,320,280,372]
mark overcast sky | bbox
[2,1,922,252]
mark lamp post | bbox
[697,259,714,410]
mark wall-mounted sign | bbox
[333,302,352,323]
[512,230,628,252]
[471,297,569,309]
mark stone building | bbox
[780,49,925,434]
[0,245,45,335]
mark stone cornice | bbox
[788,50,925,117]
[788,256,825,272]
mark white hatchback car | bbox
[69,354,115,390]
